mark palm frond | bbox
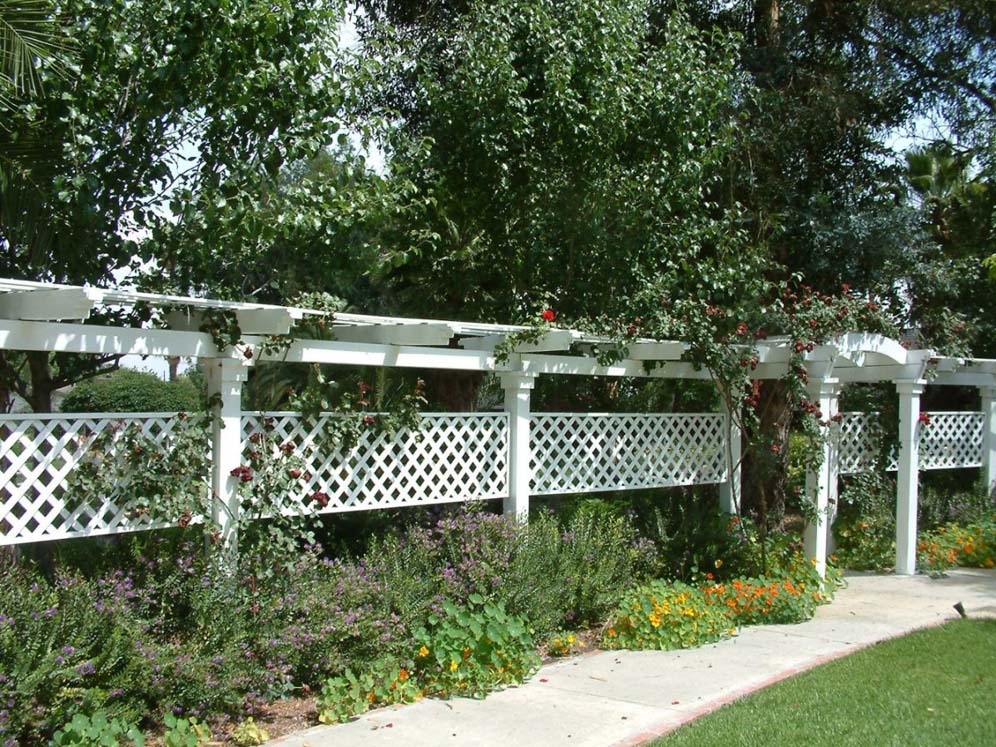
[0,0,73,108]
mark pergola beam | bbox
[0,318,221,359]
[331,323,455,347]
[459,329,577,354]
[0,288,99,321]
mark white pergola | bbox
[1,278,994,576]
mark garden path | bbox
[270,569,996,747]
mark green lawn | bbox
[654,619,996,747]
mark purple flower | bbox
[75,662,95,676]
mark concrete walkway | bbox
[270,569,996,747]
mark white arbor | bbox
[1,278,994,576]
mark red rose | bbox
[541,309,555,322]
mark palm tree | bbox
[0,0,72,117]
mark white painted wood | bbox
[718,396,742,514]
[240,412,509,514]
[206,359,249,559]
[500,373,536,521]
[331,323,455,346]
[235,308,295,335]
[982,387,996,497]
[0,319,221,358]
[460,329,577,354]
[803,379,840,579]
[0,288,99,321]
[0,412,191,544]
[261,337,499,372]
[530,413,727,495]
[895,380,926,575]
[837,411,984,474]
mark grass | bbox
[653,619,996,747]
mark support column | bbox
[895,379,926,575]
[500,372,537,521]
[803,379,840,579]
[982,386,996,499]
[718,394,742,514]
[206,358,249,560]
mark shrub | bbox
[316,657,419,725]
[603,581,731,651]
[0,565,151,743]
[413,595,540,699]
[61,369,201,413]
[639,493,757,581]
[50,711,145,746]
[834,473,897,571]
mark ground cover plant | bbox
[0,500,841,745]
[652,619,996,747]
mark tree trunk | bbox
[0,351,12,413]
[742,378,792,528]
[424,370,484,411]
[27,351,55,413]
[168,356,180,382]
[753,0,781,48]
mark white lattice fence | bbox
[241,412,509,513]
[530,413,728,496]
[919,412,984,469]
[0,413,191,545]
[838,411,983,474]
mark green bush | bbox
[834,473,897,571]
[50,711,145,746]
[61,369,201,413]
[413,595,541,698]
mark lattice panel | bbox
[241,412,509,513]
[530,413,728,496]
[919,412,984,469]
[1,413,190,545]
[837,413,892,474]
[838,411,983,474]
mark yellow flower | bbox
[714,559,723,569]
[418,645,429,657]
[566,634,575,645]
[450,660,458,672]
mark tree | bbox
[904,143,995,357]
[0,0,358,410]
[375,0,755,323]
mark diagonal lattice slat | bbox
[241,412,509,514]
[0,413,190,545]
[530,413,728,496]
[919,412,984,469]
[838,411,983,474]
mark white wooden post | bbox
[500,372,536,521]
[718,394,742,514]
[803,378,839,578]
[206,358,249,560]
[895,379,926,575]
[982,386,996,498]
